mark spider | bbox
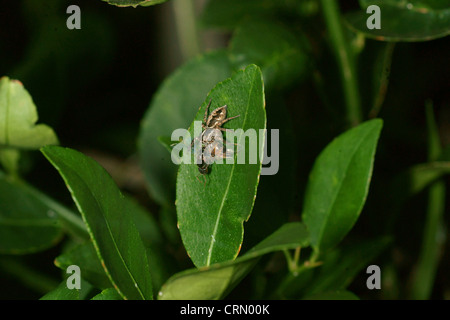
[195,136,235,185]
[191,99,240,148]
[192,99,240,178]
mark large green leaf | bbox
[0,77,58,149]
[345,0,450,41]
[176,65,266,267]
[101,0,168,7]
[302,119,383,253]
[139,50,232,207]
[41,146,153,300]
[158,222,309,300]
[0,175,63,254]
[229,18,310,91]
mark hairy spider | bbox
[192,99,240,179]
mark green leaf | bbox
[0,175,63,254]
[345,0,450,41]
[40,279,93,300]
[0,77,58,149]
[139,50,232,207]
[124,195,164,247]
[14,179,89,240]
[229,18,310,91]
[101,0,168,7]
[158,222,309,300]
[302,119,383,253]
[55,242,112,290]
[40,281,81,300]
[157,136,177,154]
[91,288,123,300]
[176,65,266,267]
[41,146,153,300]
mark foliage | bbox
[0,0,448,300]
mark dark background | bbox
[0,0,448,299]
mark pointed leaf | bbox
[41,146,153,300]
[302,119,383,253]
[176,65,266,267]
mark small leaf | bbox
[102,0,168,7]
[0,175,63,254]
[158,222,309,300]
[41,146,153,300]
[0,77,58,149]
[139,50,232,206]
[345,0,450,41]
[302,119,383,253]
[176,65,266,267]
[55,242,112,290]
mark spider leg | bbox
[203,99,212,125]
[217,114,240,127]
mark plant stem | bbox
[320,0,362,126]
[172,0,201,62]
[410,102,446,299]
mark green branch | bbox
[320,0,362,126]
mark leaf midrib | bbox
[316,127,375,249]
[205,71,257,266]
[48,156,147,300]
